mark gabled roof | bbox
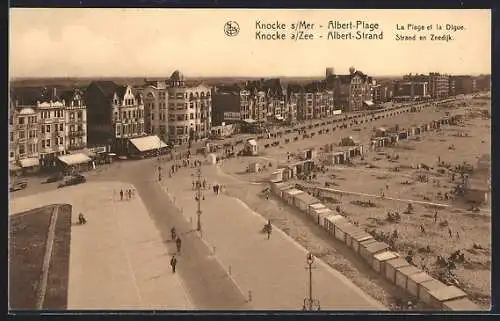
[89,80,120,99]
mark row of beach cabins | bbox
[269,178,479,311]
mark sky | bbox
[9,9,491,78]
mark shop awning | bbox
[58,153,91,166]
[20,158,39,168]
[129,135,168,152]
[363,100,374,106]
[242,118,256,124]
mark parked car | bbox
[9,181,28,192]
[45,173,64,183]
[57,174,86,188]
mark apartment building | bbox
[62,89,87,152]
[166,71,212,146]
[10,87,91,171]
[212,85,252,126]
[142,80,168,142]
[393,81,429,100]
[428,72,450,98]
[326,67,373,112]
[85,81,145,154]
[453,76,477,95]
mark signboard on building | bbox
[333,110,342,115]
[88,146,108,154]
[223,111,241,121]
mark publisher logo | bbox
[224,21,240,37]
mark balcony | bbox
[67,143,87,151]
[69,130,86,138]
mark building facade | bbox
[453,76,477,95]
[326,68,373,112]
[393,81,429,100]
[85,81,145,154]
[142,80,168,142]
[166,71,212,146]
[428,72,450,98]
[62,89,87,152]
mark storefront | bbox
[19,158,40,175]
[57,153,92,174]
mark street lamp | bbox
[302,253,321,311]
[194,167,204,232]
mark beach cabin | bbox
[248,162,261,173]
[332,219,353,243]
[384,257,411,284]
[308,203,327,217]
[395,265,423,292]
[270,181,294,197]
[294,193,320,213]
[316,208,334,227]
[371,251,399,275]
[323,214,344,236]
[442,297,480,311]
[359,241,390,266]
[427,285,468,309]
[244,138,258,156]
[283,188,304,206]
[348,230,375,254]
[418,279,449,306]
[270,169,284,182]
[406,271,434,298]
[332,217,350,242]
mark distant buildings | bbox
[475,75,491,91]
[453,76,477,95]
[84,81,145,154]
[372,84,393,103]
[326,67,373,112]
[393,81,430,101]
[428,73,450,99]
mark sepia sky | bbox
[9,9,491,78]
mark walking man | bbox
[128,189,132,200]
[120,189,124,201]
[176,236,182,253]
[266,220,272,240]
[434,210,438,223]
[170,255,177,273]
[171,227,176,241]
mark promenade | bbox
[9,182,192,310]
[161,164,386,310]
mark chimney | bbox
[52,87,57,100]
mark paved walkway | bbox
[161,165,386,310]
[9,182,192,310]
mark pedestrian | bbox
[202,179,206,189]
[132,189,135,198]
[266,220,272,240]
[419,224,426,234]
[192,181,195,190]
[386,184,389,191]
[171,227,176,241]
[212,185,216,194]
[448,228,453,238]
[434,210,438,223]
[128,189,132,200]
[120,189,124,201]
[170,255,177,273]
[456,231,460,240]
[176,236,182,253]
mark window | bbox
[10,151,14,158]
[46,139,51,147]
[9,116,13,125]
[70,112,75,120]
[46,125,51,133]
[59,124,64,131]
[59,137,64,145]
[78,125,83,132]
[122,112,126,119]
[42,140,45,148]
[18,117,25,125]
[133,110,136,118]
[10,133,13,141]
[19,145,25,155]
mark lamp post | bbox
[194,167,203,232]
[302,253,321,311]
